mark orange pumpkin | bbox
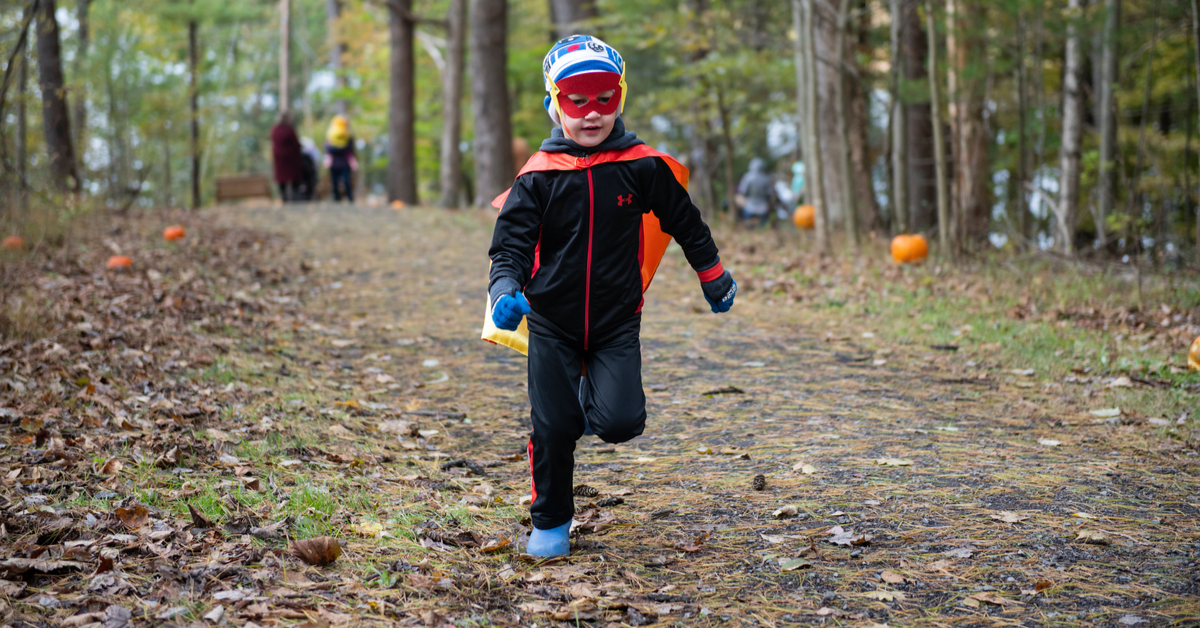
[891,234,929,264]
[106,255,133,270]
[391,200,405,210]
[1189,336,1200,371]
[792,205,815,230]
[163,225,186,241]
[2,236,24,250]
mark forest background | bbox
[4,0,1200,264]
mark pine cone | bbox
[752,474,766,491]
[573,484,600,497]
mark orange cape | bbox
[482,144,688,355]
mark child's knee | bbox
[592,408,646,443]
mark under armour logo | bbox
[617,194,634,206]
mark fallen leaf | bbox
[97,458,123,476]
[863,590,905,602]
[203,606,225,624]
[352,521,385,537]
[1089,408,1121,418]
[1118,615,1148,626]
[943,547,974,558]
[480,537,513,554]
[772,505,799,519]
[0,558,87,579]
[827,527,873,546]
[1034,580,1052,592]
[1073,512,1097,519]
[186,504,214,529]
[875,458,913,467]
[880,570,906,584]
[1109,376,1133,388]
[115,505,149,530]
[964,592,1018,607]
[1075,529,1110,545]
[1038,439,1061,447]
[779,558,811,572]
[792,462,817,474]
[290,537,343,566]
[989,511,1030,524]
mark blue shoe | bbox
[527,521,571,557]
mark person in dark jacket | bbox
[270,111,303,202]
[324,115,356,202]
[487,35,736,558]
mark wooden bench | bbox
[215,174,274,204]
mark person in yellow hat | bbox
[323,115,357,202]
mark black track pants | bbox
[527,315,645,529]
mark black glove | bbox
[701,270,737,313]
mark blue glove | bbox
[701,271,737,313]
[491,291,530,331]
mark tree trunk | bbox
[439,0,466,208]
[1016,15,1029,243]
[1128,0,1159,251]
[849,0,882,232]
[927,0,951,258]
[835,0,858,249]
[327,0,346,115]
[388,0,417,204]
[1096,0,1119,246]
[1057,0,1083,255]
[946,0,989,249]
[889,0,908,233]
[36,0,79,193]
[163,131,172,207]
[74,0,90,181]
[549,0,598,41]
[715,83,738,218]
[816,2,844,227]
[189,19,201,209]
[16,25,28,214]
[802,0,830,254]
[1193,0,1200,263]
[280,0,290,111]
[469,0,514,206]
[902,0,936,232]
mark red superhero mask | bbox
[553,72,623,118]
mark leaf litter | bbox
[0,206,1196,626]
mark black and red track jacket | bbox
[488,148,720,348]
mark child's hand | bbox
[701,271,737,314]
[492,292,531,331]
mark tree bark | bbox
[1096,0,1119,246]
[816,2,844,227]
[902,0,936,231]
[1193,0,1200,263]
[802,0,830,254]
[280,0,290,111]
[849,0,882,232]
[327,0,346,115]
[36,0,79,193]
[835,0,858,249]
[189,19,200,209]
[889,0,908,233]
[16,23,28,214]
[469,0,514,206]
[439,0,466,208]
[1016,15,1028,243]
[163,130,172,207]
[927,0,950,258]
[1128,0,1159,249]
[548,0,598,41]
[388,0,417,204]
[1057,0,1083,255]
[74,0,90,180]
[685,0,713,218]
[715,83,738,218]
[946,0,989,249]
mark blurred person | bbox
[299,137,321,200]
[324,115,358,202]
[270,111,303,202]
[736,157,777,230]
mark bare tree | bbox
[1096,0,1119,246]
[889,0,908,233]
[549,0,597,41]
[188,18,200,208]
[927,0,950,258]
[796,0,829,254]
[946,0,989,248]
[848,0,882,232]
[74,0,90,179]
[902,0,936,232]
[280,0,290,109]
[1056,0,1083,255]
[386,0,418,204]
[835,0,858,250]
[36,0,79,193]
[1193,0,1200,263]
[469,0,514,206]
[439,0,466,208]
[16,16,29,213]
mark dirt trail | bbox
[216,202,1198,626]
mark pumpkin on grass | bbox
[2,236,24,250]
[792,205,815,230]
[1189,336,1200,371]
[163,225,186,241]
[106,255,133,270]
[891,234,929,264]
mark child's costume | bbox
[484,36,736,556]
